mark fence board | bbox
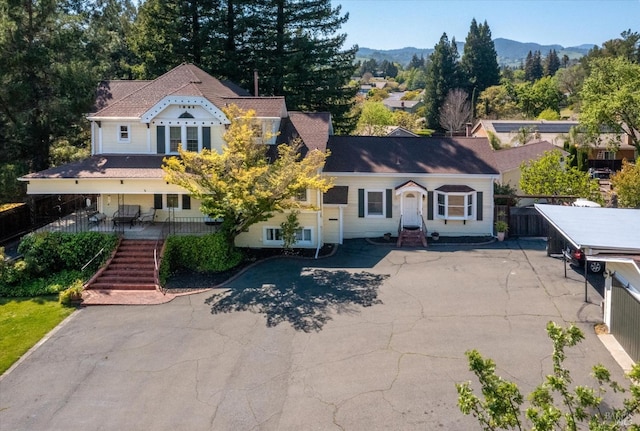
[611,280,640,363]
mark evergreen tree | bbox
[423,33,462,129]
[460,19,500,96]
[0,0,97,175]
[244,0,358,133]
[408,54,424,70]
[524,50,543,82]
[86,0,138,80]
[380,60,398,78]
[544,49,561,77]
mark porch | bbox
[34,209,220,239]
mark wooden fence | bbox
[610,278,640,362]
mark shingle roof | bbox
[22,155,166,179]
[492,140,564,172]
[90,64,247,118]
[324,136,499,175]
[225,97,286,118]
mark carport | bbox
[535,204,640,302]
[536,204,640,363]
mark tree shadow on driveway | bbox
[205,268,387,332]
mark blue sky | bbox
[330,0,640,50]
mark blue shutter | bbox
[476,192,483,221]
[156,126,165,154]
[358,189,365,218]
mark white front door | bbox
[403,193,420,227]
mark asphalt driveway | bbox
[0,239,629,430]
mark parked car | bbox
[589,167,612,180]
[563,246,605,273]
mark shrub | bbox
[159,233,243,284]
[1,232,118,297]
[59,279,84,304]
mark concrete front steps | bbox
[87,239,161,290]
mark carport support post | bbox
[584,258,588,303]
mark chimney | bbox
[254,69,259,96]
[465,123,473,137]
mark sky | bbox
[329,0,640,50]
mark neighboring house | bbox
[382,92,423,113]
[385,126,418,137]
[535,204,640,362]
[21,64,500,249]
[471,120,635,170]
[491,140,566,195]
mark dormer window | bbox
[117,124,130,143]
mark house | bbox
[471,120,635,170]
[21,64,500,250]
[382,92,423,114]
[323,136,499,241]
[535,204,640,363]
[491,140,566,195]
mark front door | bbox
[403,193,420,227]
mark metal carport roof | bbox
[535,204,640,256]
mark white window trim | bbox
[436,191,475,220]
[295,189,309,203]
[365,189,386,218]
[166,124,204,154]
[165,193,181,210]
[263,226,314,245]
[117,124,131,143]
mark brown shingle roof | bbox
[225,97,287,118]
[492,140,564,173]
[324,136,499,175]
[90,64,247,118]
[22,155,166,179]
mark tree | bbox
[519,150,601,202]
[460,19,500,96]
[524,50,543,82]
[408,53,425,70]
[544,49,561,77]
[511,126,536,146]
[424,33,462,129]
[0,0,97,187]
[439,89,472,136]
[580,57,640,154]
[356,100,394,136]
[610,158,640,208]
[476,85,519,119]
[393,110,419,131]
[162,106,333,248]
[457,321,640,430]
[515,76,563,118]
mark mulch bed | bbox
[163,244,335,291]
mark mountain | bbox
[356,38,595,68]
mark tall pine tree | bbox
[460,19,500,96]
[423,33,462,130]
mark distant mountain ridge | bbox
[356,38,595,68]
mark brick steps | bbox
[87,239,161,291]
[397,229,427,248]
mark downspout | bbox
[315,188,322,259]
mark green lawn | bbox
[0,296,76,375]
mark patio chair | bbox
[137,207,156,224]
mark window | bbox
[295,189,308,202]
[166,194,179,208]
[186,127,198,152]
[169,127,181,152]
[435,186,476,220]
[117,125,130,143]
[366,190,384,217]
[264,227,313,245]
